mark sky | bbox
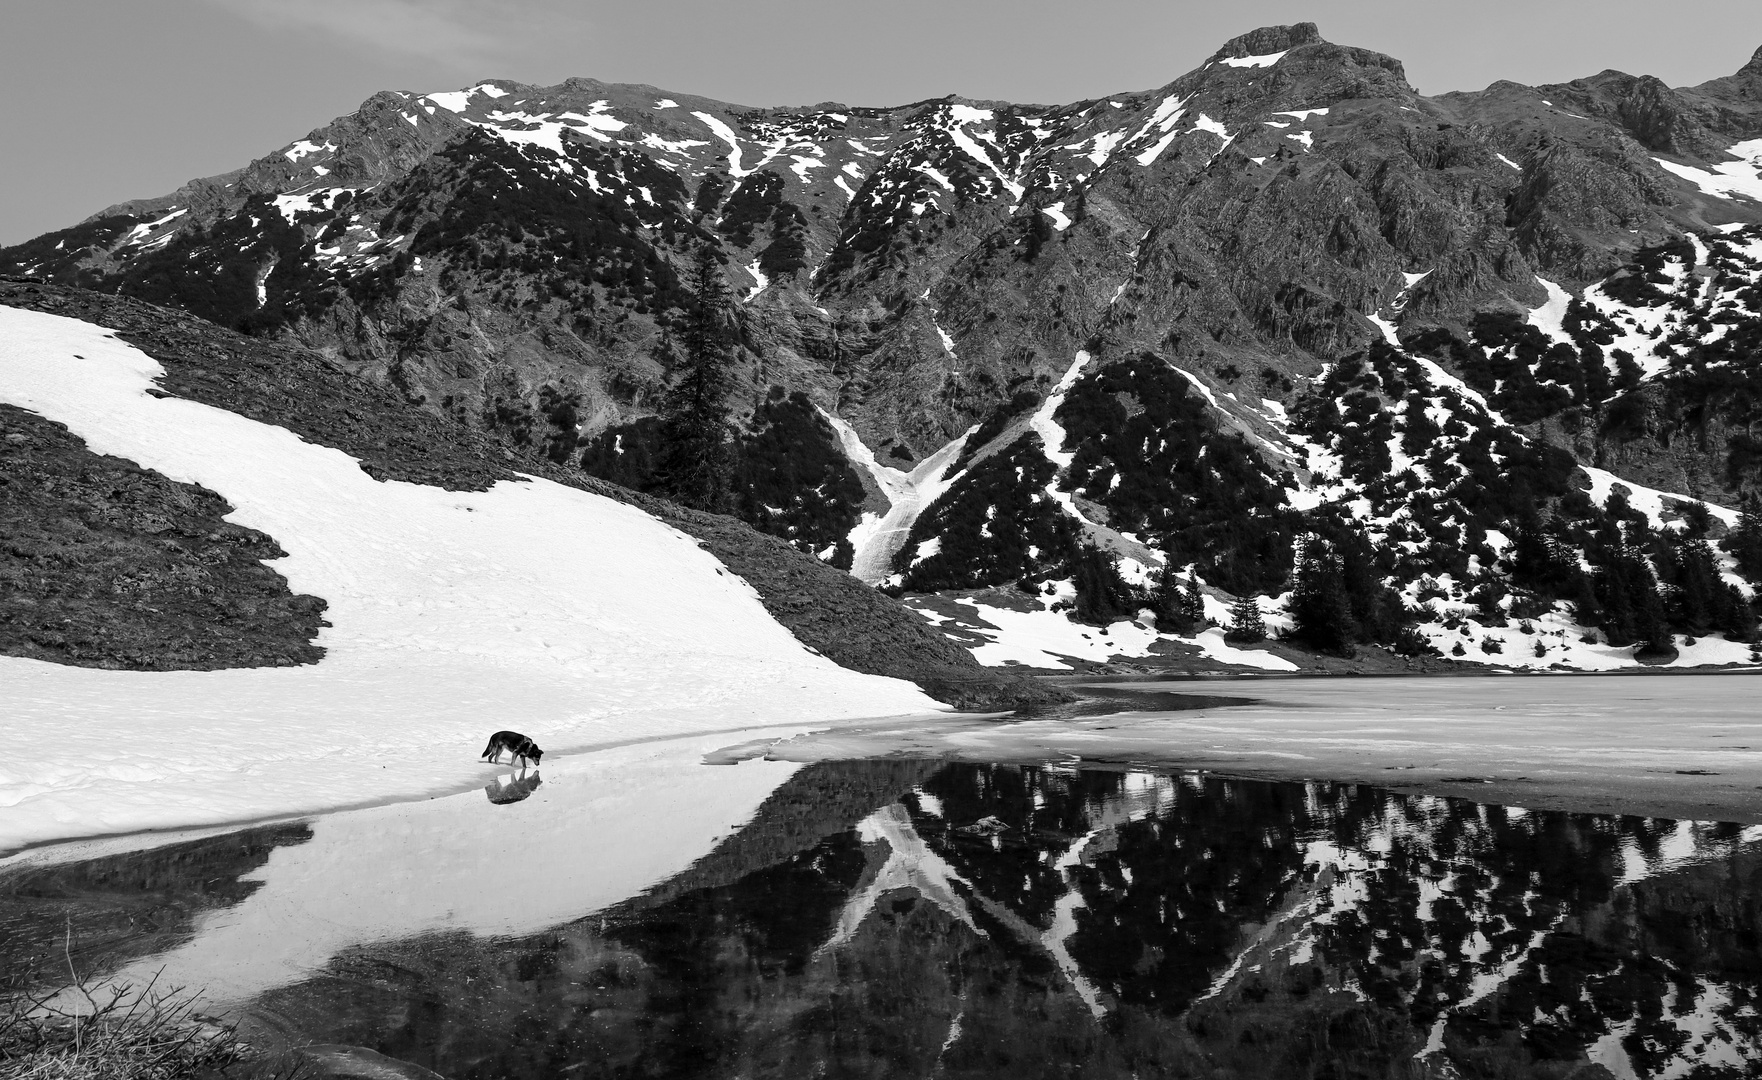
[2,0,1759,246]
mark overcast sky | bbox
[2,0,1759,245]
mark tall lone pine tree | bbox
[657,244,736,511]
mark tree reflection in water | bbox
[13,761,1762,1078]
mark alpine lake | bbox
[5,674,1762,1080]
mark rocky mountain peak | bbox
[1213,21,1324,60]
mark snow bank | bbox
[1580,464,1739,530]
[0,308,944,853]
[1192,627,1299,671]
[1219,50,1288,68]
[1654,139,1762,203]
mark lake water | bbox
[5,750,1762,1079]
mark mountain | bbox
[8,22,1762,670]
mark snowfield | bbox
[0,307,946,853]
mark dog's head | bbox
[528,745,544,764]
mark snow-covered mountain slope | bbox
[0,306,946,853]
[7,22,1762,673]
[860,227,1762,672]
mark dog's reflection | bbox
[483,769,542,805]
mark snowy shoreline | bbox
[8,663,1762,861]
[0,306,948,854]
[0,712,950,866]
[9,668,1762,875]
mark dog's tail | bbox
[479,735,499,760]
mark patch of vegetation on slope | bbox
[1058,353,1298,595]
[579,387,867,570]
[733,388,866,568]
[894,434,1078,592]
[393,130,697,316]
[0,216,140,284]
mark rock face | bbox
[0,402,327,670]
[6,24,1762,666]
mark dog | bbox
[480,730,544,768]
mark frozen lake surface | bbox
[760,672,1762,824]
[6,674,1762,1080]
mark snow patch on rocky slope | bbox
[0,307,945,853]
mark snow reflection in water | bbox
[5,760,1762,1079]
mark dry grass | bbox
[0,926,297,1080]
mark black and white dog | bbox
[480,730,544,768]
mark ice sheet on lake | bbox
[755,674,1762,821]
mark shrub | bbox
[0,942,271,1080]
[1391,625,1437,657]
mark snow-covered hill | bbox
[0,306,946,853]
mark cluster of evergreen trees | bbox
[1510,493,1759,653]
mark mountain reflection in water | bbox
[10,761,1762,1079]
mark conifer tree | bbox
[1072,543,1135,626]
[1681,501,1713,539]
[1224,593,1266,644]
[1149,558,1188,632]
[1288,538,1360,657]
[1595,541,1671,654]
[1150,557,1204,632]
[1672,537,1720,635]
[1722,583,1758,642]
[1725,495,1762,586]
[657,243,737,511]
[1181,570,1205,625]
